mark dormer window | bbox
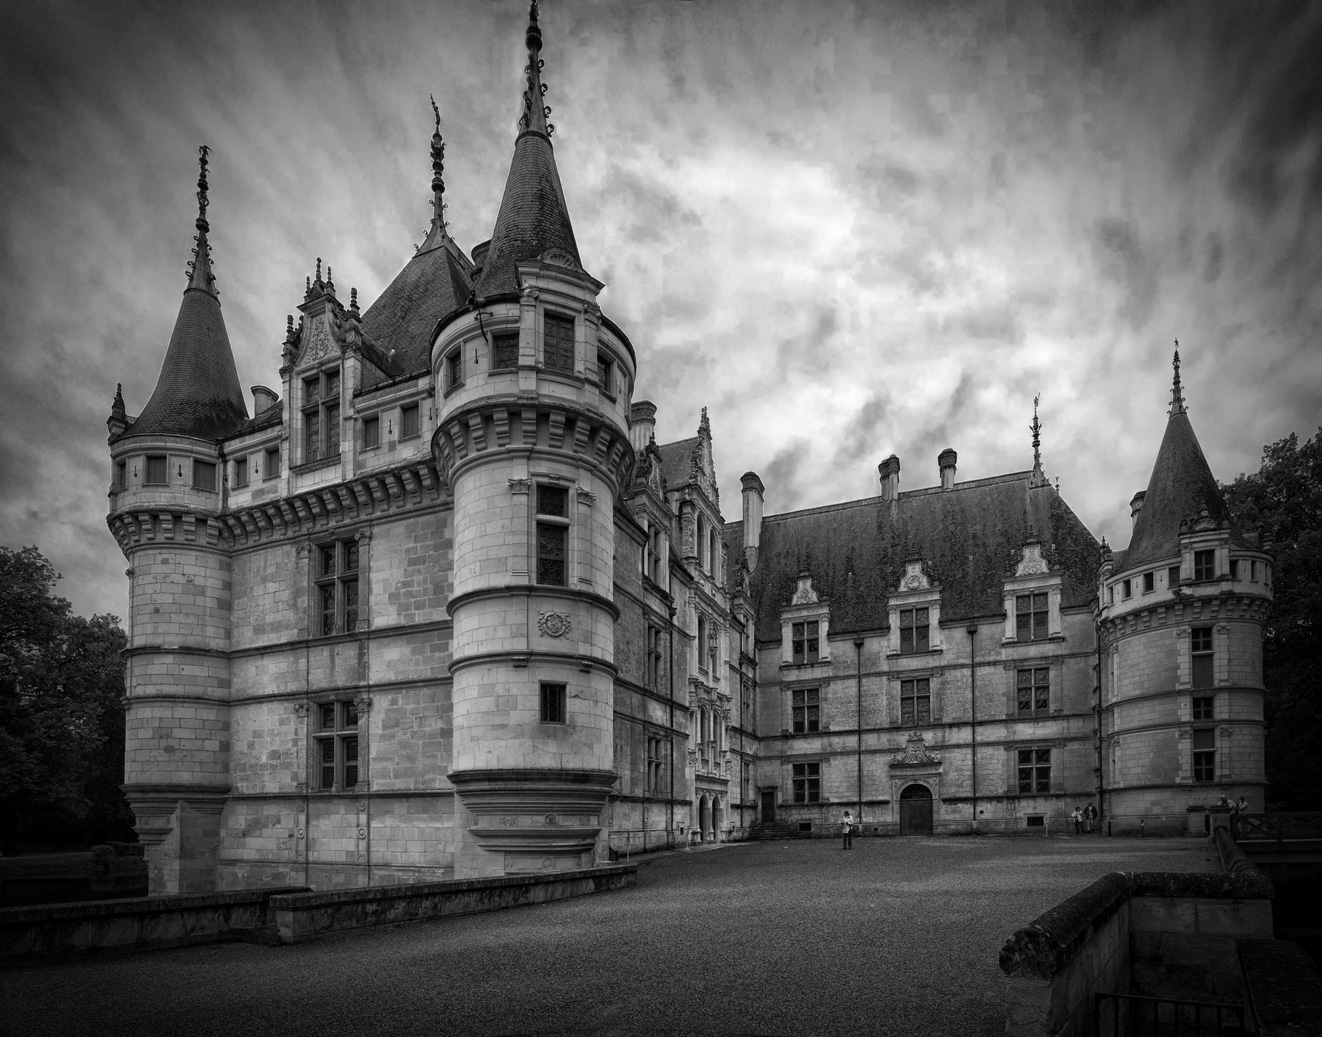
[1193,549,1215,582]
[792,621,820,664]
[303,369,341,463]
[1016,594,1049,641]
[544,313,575,373]
[900,608,929,654]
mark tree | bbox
[1221,429,1322,811]
[0,546,133,852]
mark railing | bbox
[1232,812,1322,844]
[1096,992,1250,1036]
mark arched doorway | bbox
[712,796,725,842]
[899,783,934,836]
[699,794,711,843]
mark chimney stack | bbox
[938,448,957,491]
[1130,490,1146,530]
[629,400,658,453]
[879,454,901,503]
[741,471,765,574]
[251,385,279,416]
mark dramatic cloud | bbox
[1,0,1320,620]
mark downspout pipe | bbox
[967,624,978,832]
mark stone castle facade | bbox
[105,6,1270,893]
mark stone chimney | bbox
[1130,490,1146,530]
[251,385,279,416]
[939,448,957,490]
[741,471,765,573]
[879,454,901,502]
[629,400,658,453]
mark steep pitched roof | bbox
[359,238,473,379]
[473,3,582,298]
[732,473,1100,641]
[1121,411,1239,570]
[658,437,700,490]
[124,149,247,441]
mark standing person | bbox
[842,810,854,850]
[1085,803,1097,833]
[1071,807,1082,835]
[1235,796,1248,815]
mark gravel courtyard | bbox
[3,836,1221,1037]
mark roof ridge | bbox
[759,471,1036,523]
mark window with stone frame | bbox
[1016,668,1050,717]
[145,454,168,485]
[540,682,567,724]
[1193,549,1215,582]
[1192,728,1215,782]
[544,313,575,373]
[1191,626,1214,690]
[792,688,820,733]
[316,539,360,636]
[1169,565,1181,587]
[646,624,663,690]
[899,607,930,654]
[900,678,931,725]
[792,620,820,664]
[399,403,421,440]
[1143,572,1155,593]
[646,735,663,792]
[303,368,341,463]
[1192,695,1214,721]
[114,460,127,488]
[264,446,280,481]
[445,348,463,392]
[644,524,662,583]
[597,348,615,395]
[233,457,248,487]
[492,332,519,371]
[362,416,380,450]
[1017,747,1051,794]
[1017,593,1049,640]
[193,460,217,491]
[314,700,359,791]
[535,484,569,586]
[792,761,821,803]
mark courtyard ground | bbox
[1,835,1221,1037]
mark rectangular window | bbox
[791,688,820,733]
[1169,565,1181,588]
[145,454,168,485]
[544,313,575,372]
[597,350,615,395]
[1250,561,1258,582]
[646,624,663,690]
[536,484,569,586]
[1016,668,1050,717]
[303,369,341,463]
[1191,626,1213,689]
[400,403,420,440]
[899,607,930,654]
[264,446,280,481]
[315,700,360,791]
[791,620,820,664]
[233,457,248,487]
[646,735,663,793]
[193,460,217,491]
[1192,695,1214,721]
[1194,549,1215,581]
[1229,560,1239,580]
[540,682,566,724]
[1017,748,1051,794]
[792,762,821,803]
[900,678,931,726]
[315,539,361,636]
[1193,728,1215,782]
[1143,572,1154,593]
[1016,593,1049,641]
[362,416,380,450]
[1122,579,1132,599]
[114,460,127,488]
[646,526,662,583]
[492,332,519,371]
[446,350,463,391]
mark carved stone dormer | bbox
[1002,535,1063,643]
[887,560,943,656]
[780,571,830,666]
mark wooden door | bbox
[899,784,933,836]
[761,790,776,824]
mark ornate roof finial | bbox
[699,405,711,436]
[112,383,126,416]
[1030,393,1042,471]
[1170,340,1186,416]
[349,287,359,316]
[429,94,447,236]
[285,314,296,342]
[519,0,554,138]
[195,145,211,233]
[316,257,322,283]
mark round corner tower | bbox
[1096,349,1270,834]
[431,3,635,877]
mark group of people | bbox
[1070,804,1099,834]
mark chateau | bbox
[105,6,1270,894]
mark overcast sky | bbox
[2,0,1319,622]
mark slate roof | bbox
[658,437,700,490]
[223,403,283,440]
[1117,411,1246,571]
[359,236,474,380]
[123,227,248,441]
[729,473,1100,641]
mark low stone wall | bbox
[269,864,638,944]
[0,886,309,960]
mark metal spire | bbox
[520,1,554,138]
[185,146,217,295]
[1030,393,1042,471]
[1170,340,1186,416]
[430,94,447,235]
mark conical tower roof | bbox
[360,99,474,378]
[126,147,247,441]
[1122,348,1237,570]
[474,1,583,299]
